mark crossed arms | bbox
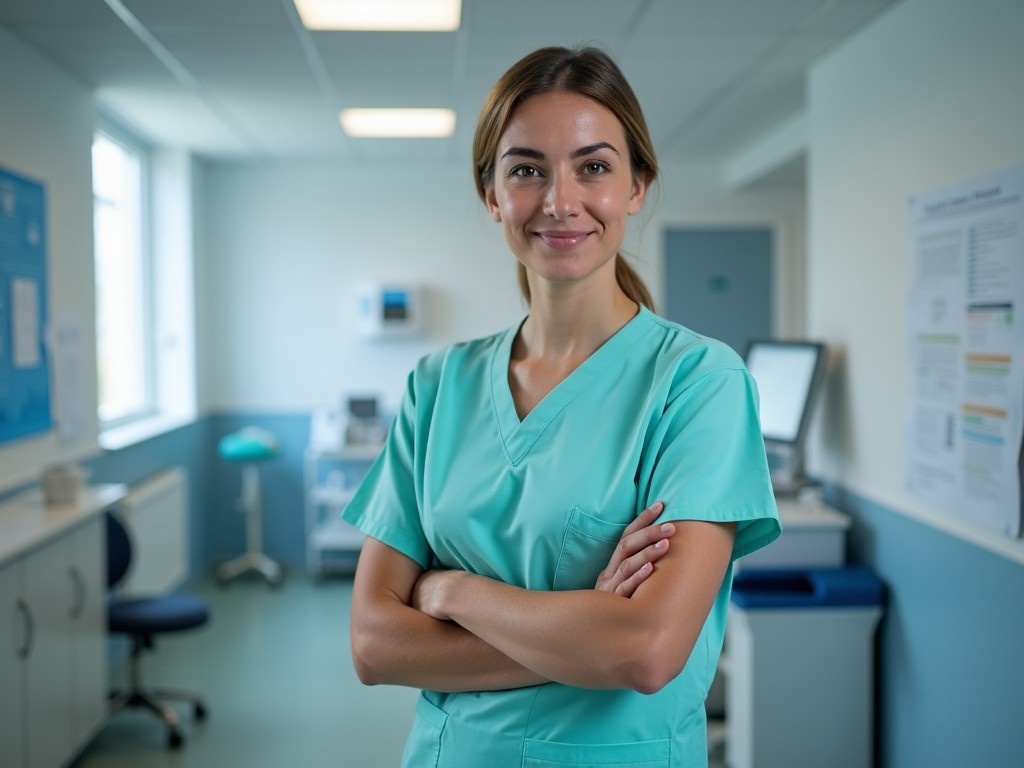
[350,502,735,695]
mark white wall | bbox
[806,0,1024,560]
[200,158,805,415]
[0,27,99,492]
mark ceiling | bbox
[0,0,896,169]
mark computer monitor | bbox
[744,340,827,493]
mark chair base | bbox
[216,551,284,585]
[109,684,207,749]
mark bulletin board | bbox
[906,162,1024,538]
[0,164,52,443]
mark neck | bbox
[517,281,638,361]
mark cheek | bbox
[495,189,535,228]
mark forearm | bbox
[424,521,734,694]
[350,539,548,692]
[351,592,548,692]
[433,574,683,693]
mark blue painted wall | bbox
[824,484,1023,768]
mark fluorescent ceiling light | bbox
[294,0,461,31]
[340,109,456,138]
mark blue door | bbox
[663,227,773,355]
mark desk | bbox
[0,483,127,768]
[737,494,851,571]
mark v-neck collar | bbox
[490,306,655,465]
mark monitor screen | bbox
[744,341,826,445]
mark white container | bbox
[41,465,87,506]
[737,495,850,571]
[725,569,883,768]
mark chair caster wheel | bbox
[195,702,208,720]
[168,729,185,749]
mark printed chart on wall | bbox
[906,163,1024,538]
[0,165,51,444]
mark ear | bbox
[484,185,502,222]
[627,172,650,216]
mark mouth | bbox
[535,230,591,249]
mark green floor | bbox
[73,572,726,767]
[73,572,417,768]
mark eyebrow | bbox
[500,142,621,161]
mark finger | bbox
[621,501,664,537]
[616,537,670,578]
[616,520,676,561]
[614,561,653,597]
[607,537,671,595]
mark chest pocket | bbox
[523,737,670,767]
[552,507,628,591]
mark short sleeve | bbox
[342,370,433,569]
[640,366,781,561]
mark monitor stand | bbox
[767,444,817,497]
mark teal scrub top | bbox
[344,306,781,768]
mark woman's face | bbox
[485,90,647,292]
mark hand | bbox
[594,502,675,597]
[412,568,457,621]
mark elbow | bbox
[623,661,680,695]
[616,634,689,695]
[350,627,384,686]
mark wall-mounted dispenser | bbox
[353,281,422,339]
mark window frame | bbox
[92,119,158,431]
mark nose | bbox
[543,173,580,220]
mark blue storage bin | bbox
[726,565,886,768]
[731,566,885,610]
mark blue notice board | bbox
[0,165,51,443]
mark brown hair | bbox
[472,46,658,309]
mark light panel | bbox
[294,0,461,31]
[340,108,456,137]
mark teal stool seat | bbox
[218,427,280,463]
[216,427,284,586]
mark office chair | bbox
[106,510,210,749]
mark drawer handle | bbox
[69,566,85,620]
[16,599,33,659]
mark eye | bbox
[509,164,542,179]
[582,161,611,176]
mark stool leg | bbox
[217,463,283,586]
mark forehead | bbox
[499,91,626,151]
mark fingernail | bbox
[661,523,673,533]
[655,540,666,549]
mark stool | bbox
[216,427,284,585]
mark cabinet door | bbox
[23,534,74,768]
[69,517,108,750]
[0,557,26,768]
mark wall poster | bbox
[906,163,1024,538]
[0,164,51,443]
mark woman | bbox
[344,46,780,767]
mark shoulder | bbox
[413,325,512,380]
[404,322,519,406]
[636,309,750,395]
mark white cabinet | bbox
[0,555,27,767]
[304,445,380,577]
[0,485,125,768]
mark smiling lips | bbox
[536,230,591,249]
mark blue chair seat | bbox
[109,594,209,635]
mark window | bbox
[92,125,197,448]
[92,129,154,427]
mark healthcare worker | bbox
[344,46,781,767]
